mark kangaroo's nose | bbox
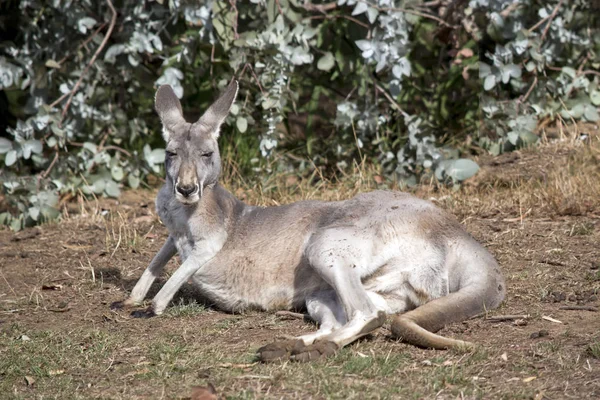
[176,184,198,197]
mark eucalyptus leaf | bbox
[444,159,480,181]
[317,52,335,71]
[236,117,248,133]
[146,148,165,164]
[28,207,40,221]
[40,205,60,221]
[90,179,105,194]
[128,174,140,189]
[111,165,125,181]
[584,105,599,122]
[105,180,120,198]
[0,138,12,154]
[351,2,368,16]
[5,150,17,166]
[484,75,496,91]
[590,90,600,106]
[45,59,61,69]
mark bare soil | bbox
[1,136,600,399]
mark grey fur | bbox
[123,80,506,350]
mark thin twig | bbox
[375,83,404,112]
[527,14,551,33]
[68,140,131,157]
[559,305,598,312]
[576,52,591,76]
[243,63,265,95]
[307,14,370,29]
[540,0,565,43]
[499,2,520,18]
[275,310,310,320]
[41,149,59,179]
[485,314,530,322]
[101,145,132,157]
[57,0,117,125]
[520,76,538,104]
[581,70,600,77]
[374,4,457,28]
[229,0,239,40]
[49,91,69,109]
[57,22,108,65]
[275,0,283,15]
[302,1,337,13]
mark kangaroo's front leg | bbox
[146,246,218,316]
[128,235,177,305]
[111,235,176,310]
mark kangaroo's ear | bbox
[155,85,185,141]
[196,79,238,139]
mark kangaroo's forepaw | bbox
[130,307,156,319]
[290,340,338,362]
[257,339,338,363]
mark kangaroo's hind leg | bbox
[296,289,346,345]
[257,290,345,363]
[303,228,387,348]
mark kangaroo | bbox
[115,79,506,362]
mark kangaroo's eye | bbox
[202,151,213,158]
[166,150,177,158]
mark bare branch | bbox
[307,14,370,29]
[375,83,404,113]
[559,305,598,312]
[540,0,565,43]
[229,0,239,40]
[55,0,117,125]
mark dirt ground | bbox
[1,133,600,399]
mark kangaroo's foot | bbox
[257,339,338,363]
[290,340,338,362]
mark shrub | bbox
[0,0,597,229]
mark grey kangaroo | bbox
[117,79,505,362]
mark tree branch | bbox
[55,0,117,125]
[375,83,404,113]
[57,22,108,66]
[540,0,565,43]
[307,14,370,29]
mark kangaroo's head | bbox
[154,80,238,205]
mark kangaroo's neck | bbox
[202,183,249,222]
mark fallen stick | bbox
[559,305,598,312]
[275,310,310,320]
[485,314,530,322]
[542,315,563,324]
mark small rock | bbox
[500,352,508,361]
[529,330,549,339]
[513,319,528,326]
[19,334,31,342]
[24,376,35,386]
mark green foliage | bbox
[0,0,598,229]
